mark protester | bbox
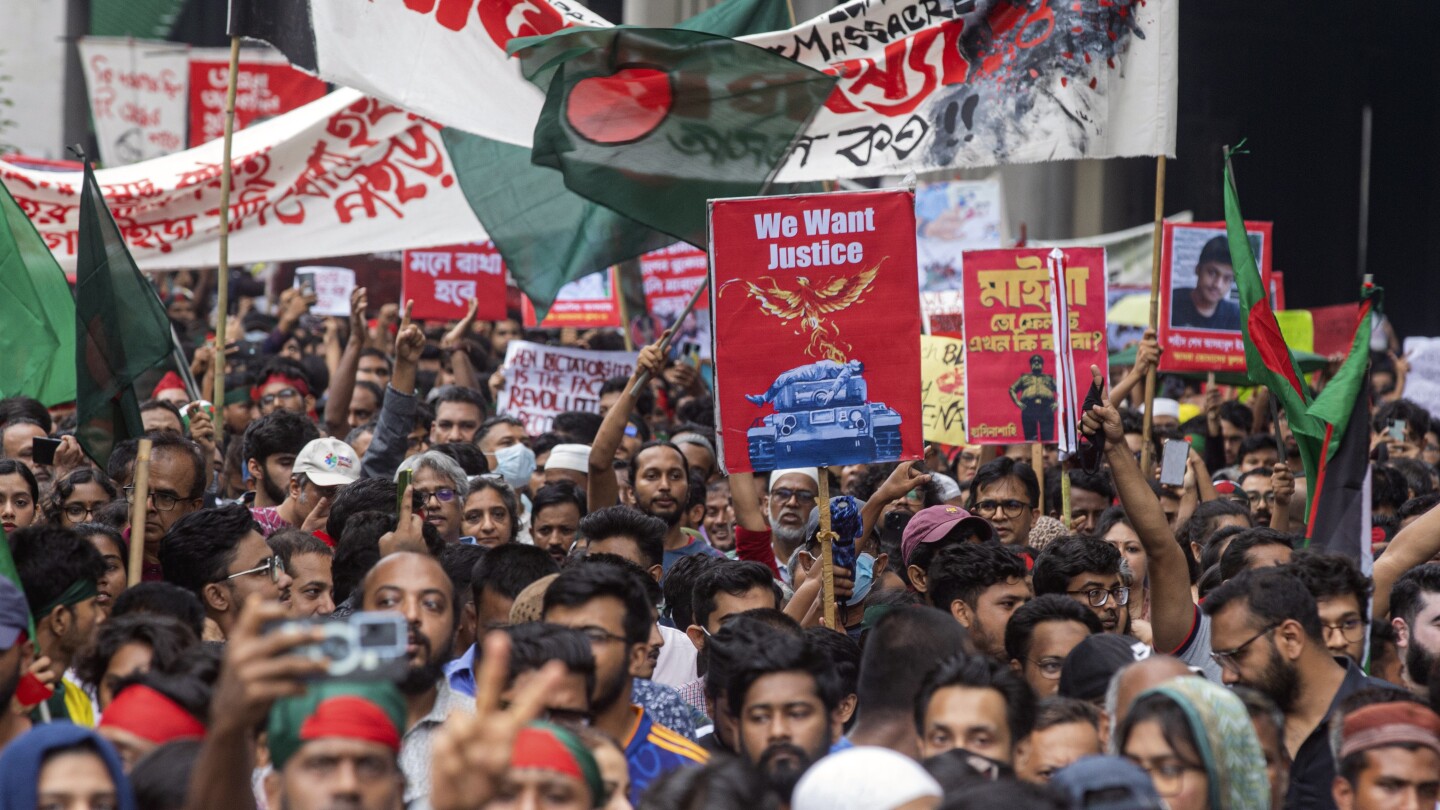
[926,543,1030,659]
[1014,697,1103,784]
[1004,595,1103,698]
[914,651,1035,765]
[1332,702,1440,810]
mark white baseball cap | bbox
[293,438,361,487]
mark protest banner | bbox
[915,179,1003,292]
[1402,337,1440,422]
[292,266,355,317]
[709,188,923,473]
[0,89,486,272]
[497,340,637,434]
[960,247,1108,445]
[187,47,327,147]
[641,243,712,359]
[521,268,622,329]
[1157,221,1272,374]
[402,242,509,322]
[921,291,964,338]
[921,335,966,446]
[77,38,190,165]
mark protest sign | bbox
[1157,221,1272,374]
[521,268,622,329]
[921,336,967,446]
[187,47,327,147]
[915,179,1003,292]
[921,291,964,338]
[402,242,509,322]
[1402,337,1440,422]
[292,267,355,317]
[77,38,190,165]
[960,247,1108,445]
[497,340,637,434]
[709,188,923,474]
[641,243,712,360]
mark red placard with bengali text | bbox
[640,243,710,317]
[187,54,327,146]
[710,189,923,474]
[401,242,509,322]
[1157,221,1272,374]
[522,268,623,329]
[960,248,1109,445]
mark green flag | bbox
[512,26,835,247]
[0,183,76,407]
[0,528,34,638]
[446,0,799,318]
[74,160,174,468]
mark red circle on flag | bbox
[565,67,673,145]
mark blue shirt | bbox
[623,705,708,805]
[443,643,480,697]
[663,532,725,574]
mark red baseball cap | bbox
[901,505,994,567]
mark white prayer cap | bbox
[769,468,819,491]
[545,444,591,474]
[792,747,943,810]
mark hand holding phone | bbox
[31,437,61,466]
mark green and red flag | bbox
[0,182,76,407]
[74,160,175,468]
[1228,149,1374,556]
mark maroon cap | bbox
[901,505,994,567]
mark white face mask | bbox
[494,443,536,491]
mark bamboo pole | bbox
[816,468,836,630]
[1139,155,1168,477]
[127,439,153,586]
[1060,467,1072,530]
[212,36,242,409]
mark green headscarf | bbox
[1143,678,1270,810]
[267,680,407,771]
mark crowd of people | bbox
[0,277,1437,810]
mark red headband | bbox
[511,726,583,781]
[251,373,311,403]
[151,371,187,397]
[299,696,402,753]
[100,685,206,744]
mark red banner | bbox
[522,268,622,329]
[640,243,710,317]
[960,248,1109,445]
[1157,221,1273,374]
[187,53,327,147]
[402,242,509,322]
[710,189,923,474]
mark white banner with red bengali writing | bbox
[0,89,487,272]
[77,38,191,166]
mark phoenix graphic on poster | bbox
[960,248,1108,444]
[710,189,922,474]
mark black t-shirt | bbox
[1172,290,1241,330]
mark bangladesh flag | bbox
[75,160,174,468]
[0,182,75,407]
[1228,151,1374,556]
[511,26,836,247]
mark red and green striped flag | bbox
[1228,149,1374,555]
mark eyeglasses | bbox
[1210,623,1279,672]
[123,486,189,512]
[1321,617,1366,644]
[1027,658,1066,679]
[416,488,458,504]
[771,488,817,505]
[62,503,102,521]
[259,387,301,407]
[973,499,1031,517]
[577,626,629,645]
[1244,490,1277,504]
[1066,586,1130,608]
[226,554,286,584]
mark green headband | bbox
[224,388,252,407]
[36,578,99,619]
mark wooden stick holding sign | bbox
[816,468,836,630]
[628,279,708,397]
[212,36,242,409]
[1139,155,1168,478]
[1060,466,1072,530]
[127,439,153,586]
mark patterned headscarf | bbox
[1143,678,1270,810]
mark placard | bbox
[921,335,967,446]
[187,48,327,146]
[521,268,623,329]
[915,179,1004,292]
[402,242,509,322]
[709,188,923,473]
[641,243,712,360]
[960,248,1108,444]
[292,266,355,317]
[497,340,638,434]
[1157,221,1272,374]
[77,38,190,165]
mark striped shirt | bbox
[623,705,708,804]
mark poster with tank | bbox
[709,189,923,474]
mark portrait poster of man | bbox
[709,189,923,474]
[960,247,1109,445]
[1157,221,1272,374]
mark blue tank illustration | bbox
[745,360,903,472]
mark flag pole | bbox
[816,468,836,630]
[127,439,153,586]
[212,35,241,409]
[1139,155,1167,477]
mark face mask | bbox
[846,553,876,606]
[494,443,536,491]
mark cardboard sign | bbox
[521,268,623,329]
[1157,221,1272,374]
[640,243,713,360]
[187,49,327,146]
[921,335,967,446]
[497,340,638,434]
[915,179,1004,292]
[709,188,923,474]
[292,266,354,317]
[77,38,190,165]
[402,242,509,322]
[960,248,1108,445]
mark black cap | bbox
[1058,634,1151,703]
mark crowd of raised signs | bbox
[0,275,1435,810]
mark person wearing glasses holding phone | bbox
[157,503,292,641]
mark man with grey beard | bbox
[767,468,820,580]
